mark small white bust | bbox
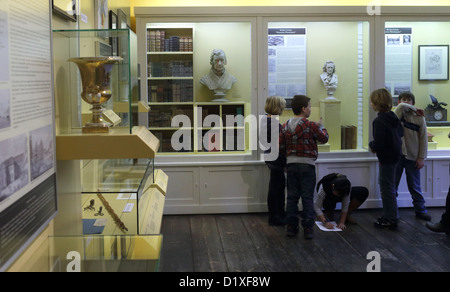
[320,60,338,100]
[200,49,236,100]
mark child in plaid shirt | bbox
[280,95,329,239]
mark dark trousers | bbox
[286,163,316,228]
[323,186,369,211]
[267,168,286,219]
[441,186,450,227]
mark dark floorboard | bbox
[159,208,450,272]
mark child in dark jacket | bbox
[369,88,403,229]
[261,96,287,226]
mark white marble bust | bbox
[200,49,236,100]
[320,60,338,100]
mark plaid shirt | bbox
[279,118,329,160]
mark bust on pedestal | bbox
[320,60,338,101]
[319,60,341,150]
[200,49,236,102]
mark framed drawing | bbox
[109,11,118,56]
[95,0,108,29]
[117,9,128,29]
[52,0,76,22]
[419,45,449,81]
[109,10,117,29]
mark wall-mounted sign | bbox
[0,0,57,271]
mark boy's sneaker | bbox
[303,227,314,240]
[373,217,398,230]
[286,225,299,237]
[415,212,431,221]
[426,222,450,235]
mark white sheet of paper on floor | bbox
[315,221,342,232]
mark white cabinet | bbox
[158,166,200,214]
[160,164,267,214]
[159,158,449,214]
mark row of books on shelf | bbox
[147,30,193,52]
[203,130,246,152]
[152,130,245,152]
[148,108,194,127]
[148,80,194,103]
[198,107,245,127]
[148,60,193,78]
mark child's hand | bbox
[416,158,424,170]
[324,222,334,229]
[416,108,425,117]
[316,117,323,128]
[337,223,346,230]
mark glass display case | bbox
[49,235,162,272]
[385,21,450,150]
[141,22,253,155]
[267,21,371,152]
[79,158,166,236]
[52,29,141,135]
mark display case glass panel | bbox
[52,29,139,134]
[385,21,450,150]
[49,235,162,272]
[80,159,165,236]
[143,22,253,155]
[267,21,371,152]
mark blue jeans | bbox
[395,155,427,213]
[379,163,399,222]
[286,163,316,228]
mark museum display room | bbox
[2,0,450,272]
[134,6,450,216]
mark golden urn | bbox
[69,56,123,133]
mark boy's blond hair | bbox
[370,88,392,112]
[265,96,286,115]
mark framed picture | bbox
[52,0,76,22]
[109,10,117,29]
[95,0,108,29]
[117,9,128,29]
[418,45,449,81]
[95,41,112,57]
[109,11,118,56]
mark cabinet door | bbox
[160,166,200,214]
[432,160,450,205]
[199,165,263,213]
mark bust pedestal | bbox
[320,99,341,151]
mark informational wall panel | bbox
[0,0,57,271]
[268,28,307,108]
[385,27,413,104]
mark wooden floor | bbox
[159,208,450,272]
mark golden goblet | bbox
[69,56,123,133]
